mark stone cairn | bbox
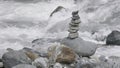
[68,10,81,39]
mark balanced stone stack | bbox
[61,10,97,57]
[68,10,81,39]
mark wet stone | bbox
[68,32,79,39]
[72,11,79,16]
[69,22,79,26]
[68,29,78,33]
[69,26,79,30]
[71,20,81,24]
[72,16,80,20]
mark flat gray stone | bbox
[69,22,79,26]
[68,32,79,39]
[68,29,78,33]
[69,26,79,30]
[71,19,80,24]
[61,37,98,57]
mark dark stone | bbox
[2,50,31,68]
[50,6,65,17]
[72,11,79,16]
[72,16,80,20]
[106,30,120,45]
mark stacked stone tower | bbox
[68,11,81,39]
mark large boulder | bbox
[61,37,98,57]
[2,50,31,68]
[12,64,36,68]
[106,30,120,45]
[47,44,76,64]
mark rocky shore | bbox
[0,11,120,68]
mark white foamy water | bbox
[0,0,120,57]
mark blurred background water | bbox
[0,0,120,56]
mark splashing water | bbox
[0,0,120,57]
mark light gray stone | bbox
[69,26,79,30]
[32,57,48,68]
[61,37,98,57]
[71,19,81,24]
[0,62,3,68]
[68,32,79,39]
[54,63,63,68]
[12,64,36,68]
[68,29,78,33]
[54,63,75,68]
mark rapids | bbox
[0,0,120,57]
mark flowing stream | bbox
[0,0,120,57]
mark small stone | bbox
[73,19,81,24]
[54,63,63,68]
[54,63,75,68]
[69,26,79,30]
[32,57,48,68]
[71,19,81,24]
[69,22,79,27]
[68,29,78,33]
[0,62,3,68]
[25,51,39,61]
[72,16,80,20]
[72,11,79,16]
[6,48,14,52]
[68,32,79,39]
[12,64,36,68]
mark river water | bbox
[0,0,120,57]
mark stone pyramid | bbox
[68,10,81,39]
